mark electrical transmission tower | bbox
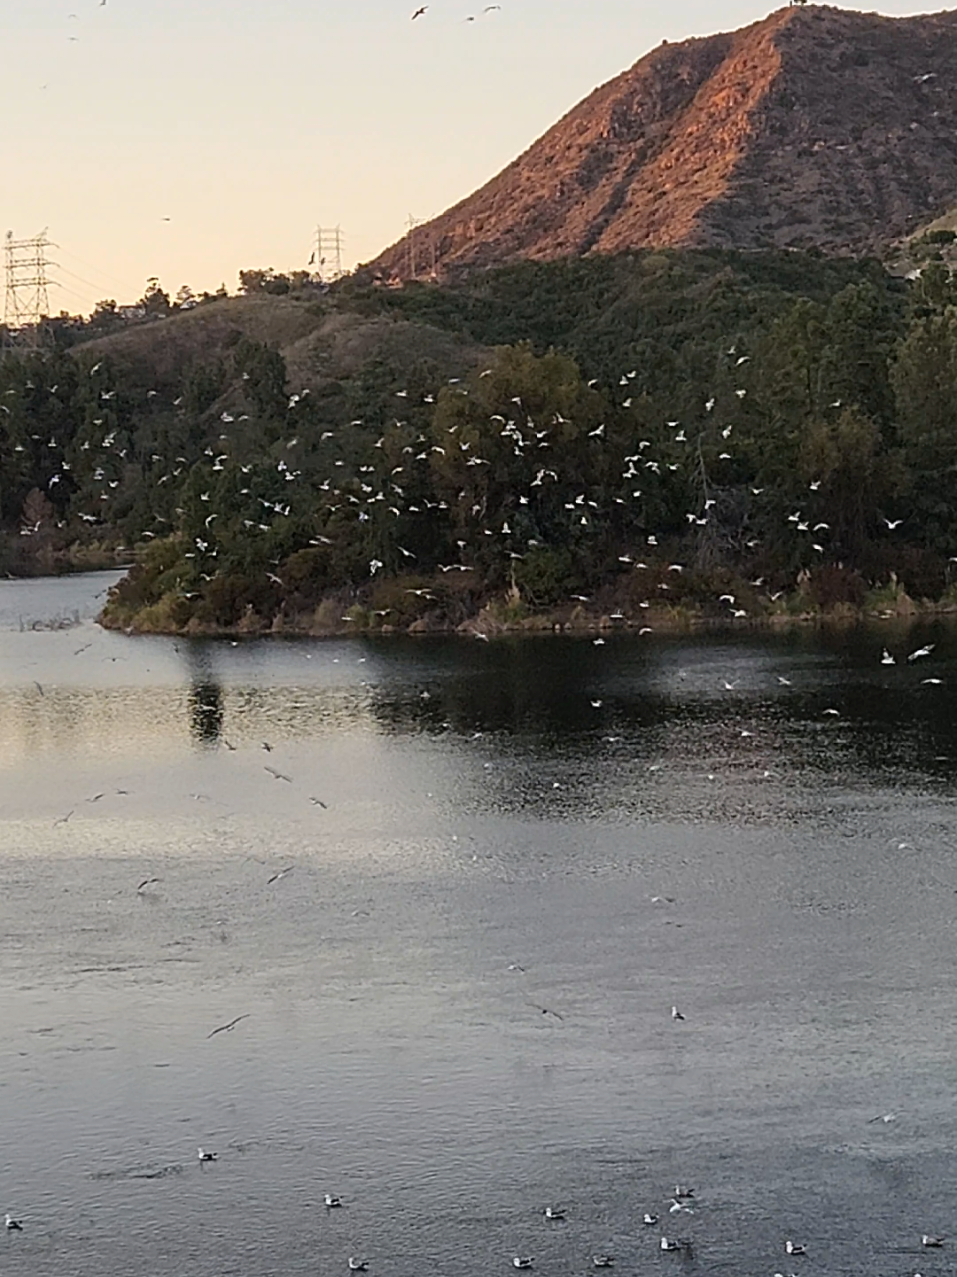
[4,230,53,351]
[312,226,344,283]
[405,215,437,281]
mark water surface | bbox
[2,575,957,1276]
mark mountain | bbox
[369,5,957,277]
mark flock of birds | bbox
[411,3,502,22]
[10,342,924,621]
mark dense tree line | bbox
[3,248,957,629]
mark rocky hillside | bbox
[370,5,957,276]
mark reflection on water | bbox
[3,576,957,1277]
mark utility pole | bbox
[406,214,424,281]
[3,230,53,352]
[312,226,344,283]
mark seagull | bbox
[922,1236,945,1248]
[207,1014,250,1039]
[660,1237,681,1252]
[5,1214,23,1232]
[349,1259,369,1272]
[137,877,161,893]
[883,518,904,530]
[264,766,293,783]
[513,1260,534,1270]
[592,1257,614,1267]
[673,1185,694,1199]
[671,1005,685,1021]
[785,1242,806,1256]
[544,1207,565,1220]
[643,1214,659,1226]
[267,866,294,884]
[669,1199,694,1215]
[908,645,935,662]
[324,1193,343,1208]
[529,1003,565,1021]
[198,1147,218,1162]
[411,5,427,16]
[881,648,896,665]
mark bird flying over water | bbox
[207,1014,250,1039]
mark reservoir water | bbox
[2,573,957,1276]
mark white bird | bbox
[881,648,896,665]
[198,1147,218,1162]
[5,1214,23,1232]
[883,518,904,530]
[543,1207,564,1220]
[785,1241,806,1256]
[324,1193,343,1207]
[671,1005,685,1021]
[660,1237,681,1252]
[642,1213,659,1226]
[908,645,935,662]
[513,1259,534,1270]
[349,1260,369,1272]
[673,1185,694,1199]
[592,1256,614,1267]
[922,1235,945,1248]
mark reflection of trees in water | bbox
[179,643,224,747]
[189,682,224,746]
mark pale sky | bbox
[0,0,935,314]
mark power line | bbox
[4,229,53,351]
[312,226,344,283]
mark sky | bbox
[0,0,937,315]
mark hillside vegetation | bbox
[2,248,957,634]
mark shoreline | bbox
[98,595,957,640]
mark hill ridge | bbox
[369,5,957,276]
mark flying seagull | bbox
[207,1014,250,1039]
[137,877,161,893]
[411,5,427,16]
[267,866,294,885]
[529,1003,564,1021]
